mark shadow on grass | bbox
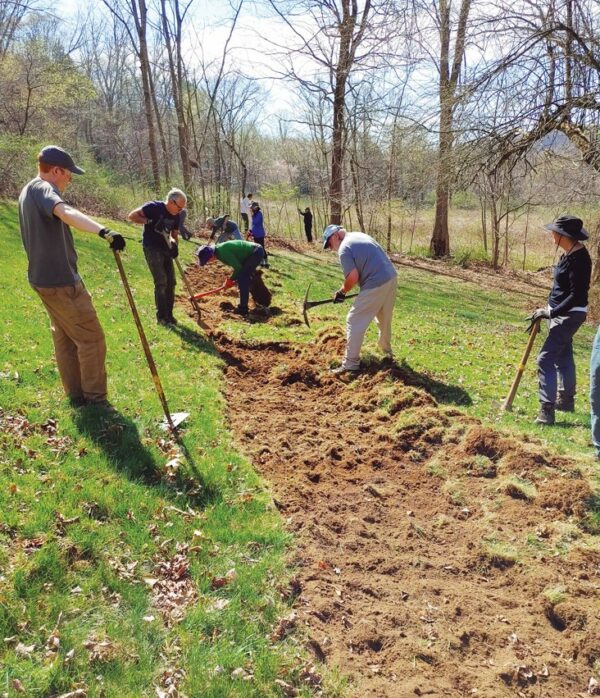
[168,323,217,356]
[73,403,218,509]
[392,358,473,406]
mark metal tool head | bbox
[302,283,311,327]
[159,411,189,432]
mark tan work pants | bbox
[343,276,398,370]
[34,282,107,403]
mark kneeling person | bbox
[196,240,265,316]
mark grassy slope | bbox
[0,202,322,697]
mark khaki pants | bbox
[343,276,398,370]
[34,282,107,402]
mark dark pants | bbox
[253,236,268,264]
[304,224,313,243]
[537,311,586,405]
[241,212,249,232]
[237,247,265,311]
[143,246,176,321]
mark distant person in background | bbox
[298,206,313,243]
[205,214,242,244]
[249,200,269,268]
[128,188,187,327]
[18,145,125,406]
[527,215,591,425]
[179,207,193,240]
[322,224,397,375]
[240,192,252,233]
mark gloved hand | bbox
[99,228,126,251]
[333,289,346,303]
[525,307,550,333]
[223,278,235,289]
[170,243,179,259]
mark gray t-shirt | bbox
[338,232,397,290]
[18,177,80,287]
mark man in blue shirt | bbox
[323,225,398,375]
[128,188,187,326]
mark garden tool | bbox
[112,250,188,432]
[302,283,358,327]
[501,318,541,412]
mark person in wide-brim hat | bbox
[527,215,591,426]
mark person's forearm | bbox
[54,204,103,234]
[341,268,360,293]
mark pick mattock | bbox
[302,283,358,327]
[174,257,202,323]
[112,250,188,431]
[501,318,541,412]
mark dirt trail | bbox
[179,255,600,698]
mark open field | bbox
[1,201,599,696]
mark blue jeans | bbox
[537,312,586,404]
[590,326,600,455]
[143,246,176,321]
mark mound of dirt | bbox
[176,261,600,697]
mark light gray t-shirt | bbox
[18,177,80,287]
[338,232,397,290]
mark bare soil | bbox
[179,254,600,698]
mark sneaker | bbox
[555,395,574,412]
[535,402,555,425]
[331,366,360,376]
[166,316,178,326]
[157,318,170,326]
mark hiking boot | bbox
[555,394,575,412]
[535,402,555,425]
[331,366,361,376]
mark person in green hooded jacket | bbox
[196,240,265,316]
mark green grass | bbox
[0,201,322,697]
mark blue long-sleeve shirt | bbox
[250,210,265,238]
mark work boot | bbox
[555,394,575,412]
[331,366,361,377]
[535,402,555,425]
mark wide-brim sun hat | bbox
[544,215,588,241]
[322,224,342,249]
[196,245,215,266]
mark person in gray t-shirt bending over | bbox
[322,225,398,375]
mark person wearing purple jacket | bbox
[249,200,269,268]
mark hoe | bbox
[302,283,358,327]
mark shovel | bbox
[501,318,541,412]
[302,283,358,327]
[113,250,188,432]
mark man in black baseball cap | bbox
[18,146,126,406]
[38,145,86,175]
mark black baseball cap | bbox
[38,146,85,175]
